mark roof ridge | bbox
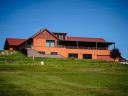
[66,36,104,39]
[52,32,67,34]
[7,38,26,40]
[66,36,106,42]
[6,38,26,46]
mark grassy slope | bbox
[0,51,128,96]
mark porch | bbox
[58,40,115,50]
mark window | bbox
[46,40,55,47]
[51,52,58,55]
[26,41,33,48]
[68,53,78,58]
[38,51,45,54]
[83,54,92,59]
[58,35,63,40]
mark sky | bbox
[0,0,128,59]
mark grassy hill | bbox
[0,51,128,96]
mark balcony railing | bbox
[30,45,108,50]
[58,45,107,50]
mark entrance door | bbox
[83,54,92,59]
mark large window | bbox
[68,53,78,59]
[46,40,55,47]
[83,54,92,59]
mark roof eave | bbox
[59,40,115,45]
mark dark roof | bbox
[66,36,106,42]
[6,38,26,46]
[52,32,67,35]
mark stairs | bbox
[27,48,65,58]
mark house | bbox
[4,29,115,61]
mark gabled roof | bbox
[5,29,108,48]
[18,29,59,46]
[66,36,105,42]
[31,29,58,39]
[6,38,26,46]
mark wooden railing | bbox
[58,45,107,50]
[29,45,108,50]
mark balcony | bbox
[58,40,115,50]
[58,45,107,50]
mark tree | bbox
[110,48,121,61]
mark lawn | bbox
[0,51,128,96]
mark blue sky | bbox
[0,0,128,58]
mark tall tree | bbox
[110,48,121,61]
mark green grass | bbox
[0,51,128,96]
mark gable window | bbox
[58,35,63,40]
[46,40,55,47]
[51,52,58,55]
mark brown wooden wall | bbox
[33,30,58,47]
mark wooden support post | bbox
[57,40,58,47]
[96,42,97,49]
[76,41,78,48]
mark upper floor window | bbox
[58,35,63,40]
[46,40,55,47]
